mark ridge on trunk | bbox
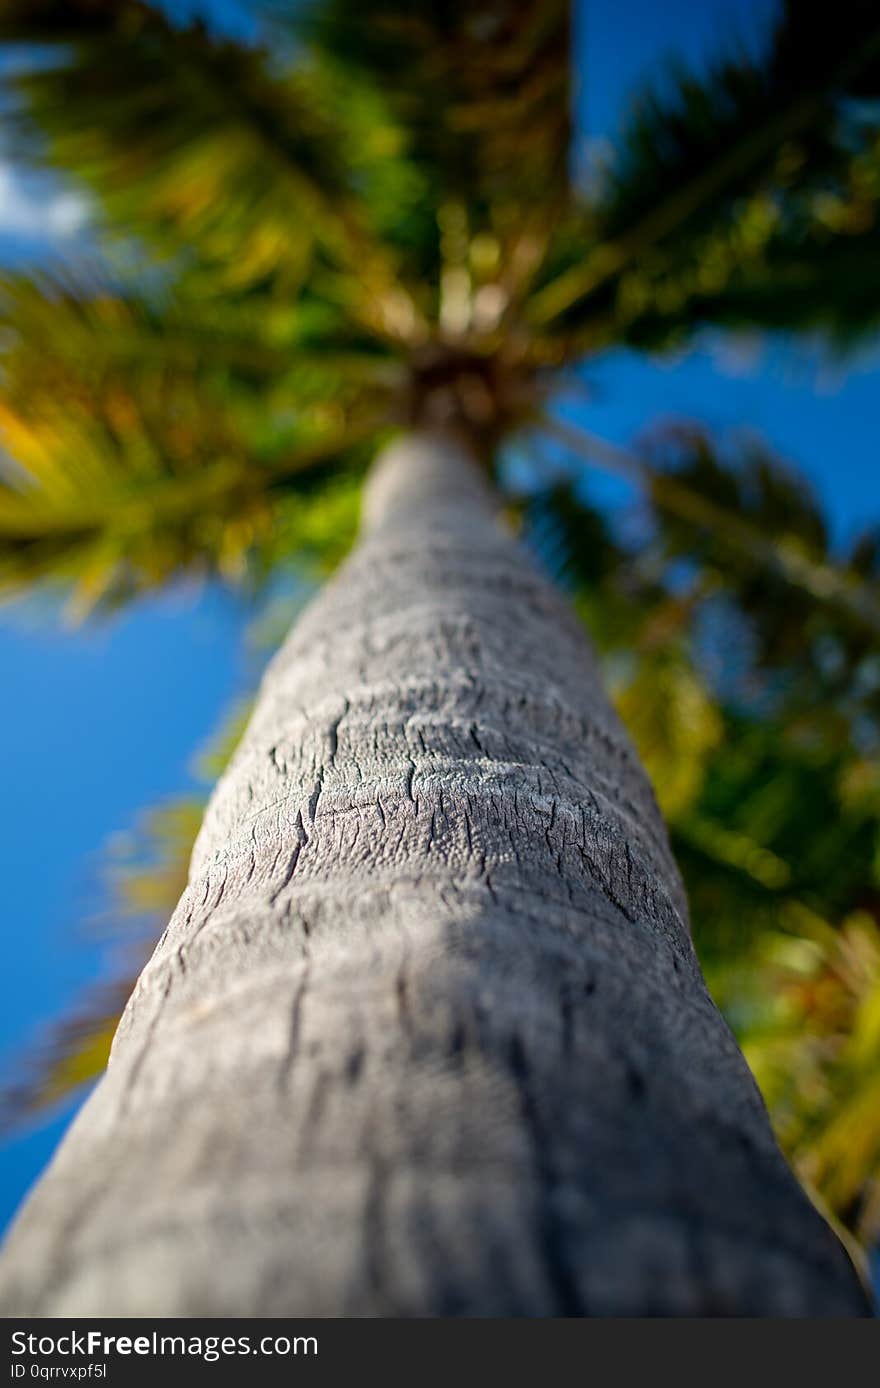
[0,433,871,1316]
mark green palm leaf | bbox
[0,0,406,305]
[530,0,880,344]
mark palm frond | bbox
[730,911,880,1244]
[0,423,379,614]
[304,0,571,208]
[0,268,395,611]
[302,0,572,317]
[0,0,401,302]
[529,0,880,341]
[602,131,880,350]
[544,416,880,642]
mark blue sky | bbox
[0,0,878,1232]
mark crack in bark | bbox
[278,967,310,1095]
[507,1032,586,1316]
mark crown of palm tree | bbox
[0,0,878,617]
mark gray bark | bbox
[0,432,871,1317]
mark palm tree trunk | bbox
[0,432,870,1316]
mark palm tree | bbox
[0,0,879,1315]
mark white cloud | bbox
[0,161,89,241]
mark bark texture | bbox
[0,433,871,1316]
